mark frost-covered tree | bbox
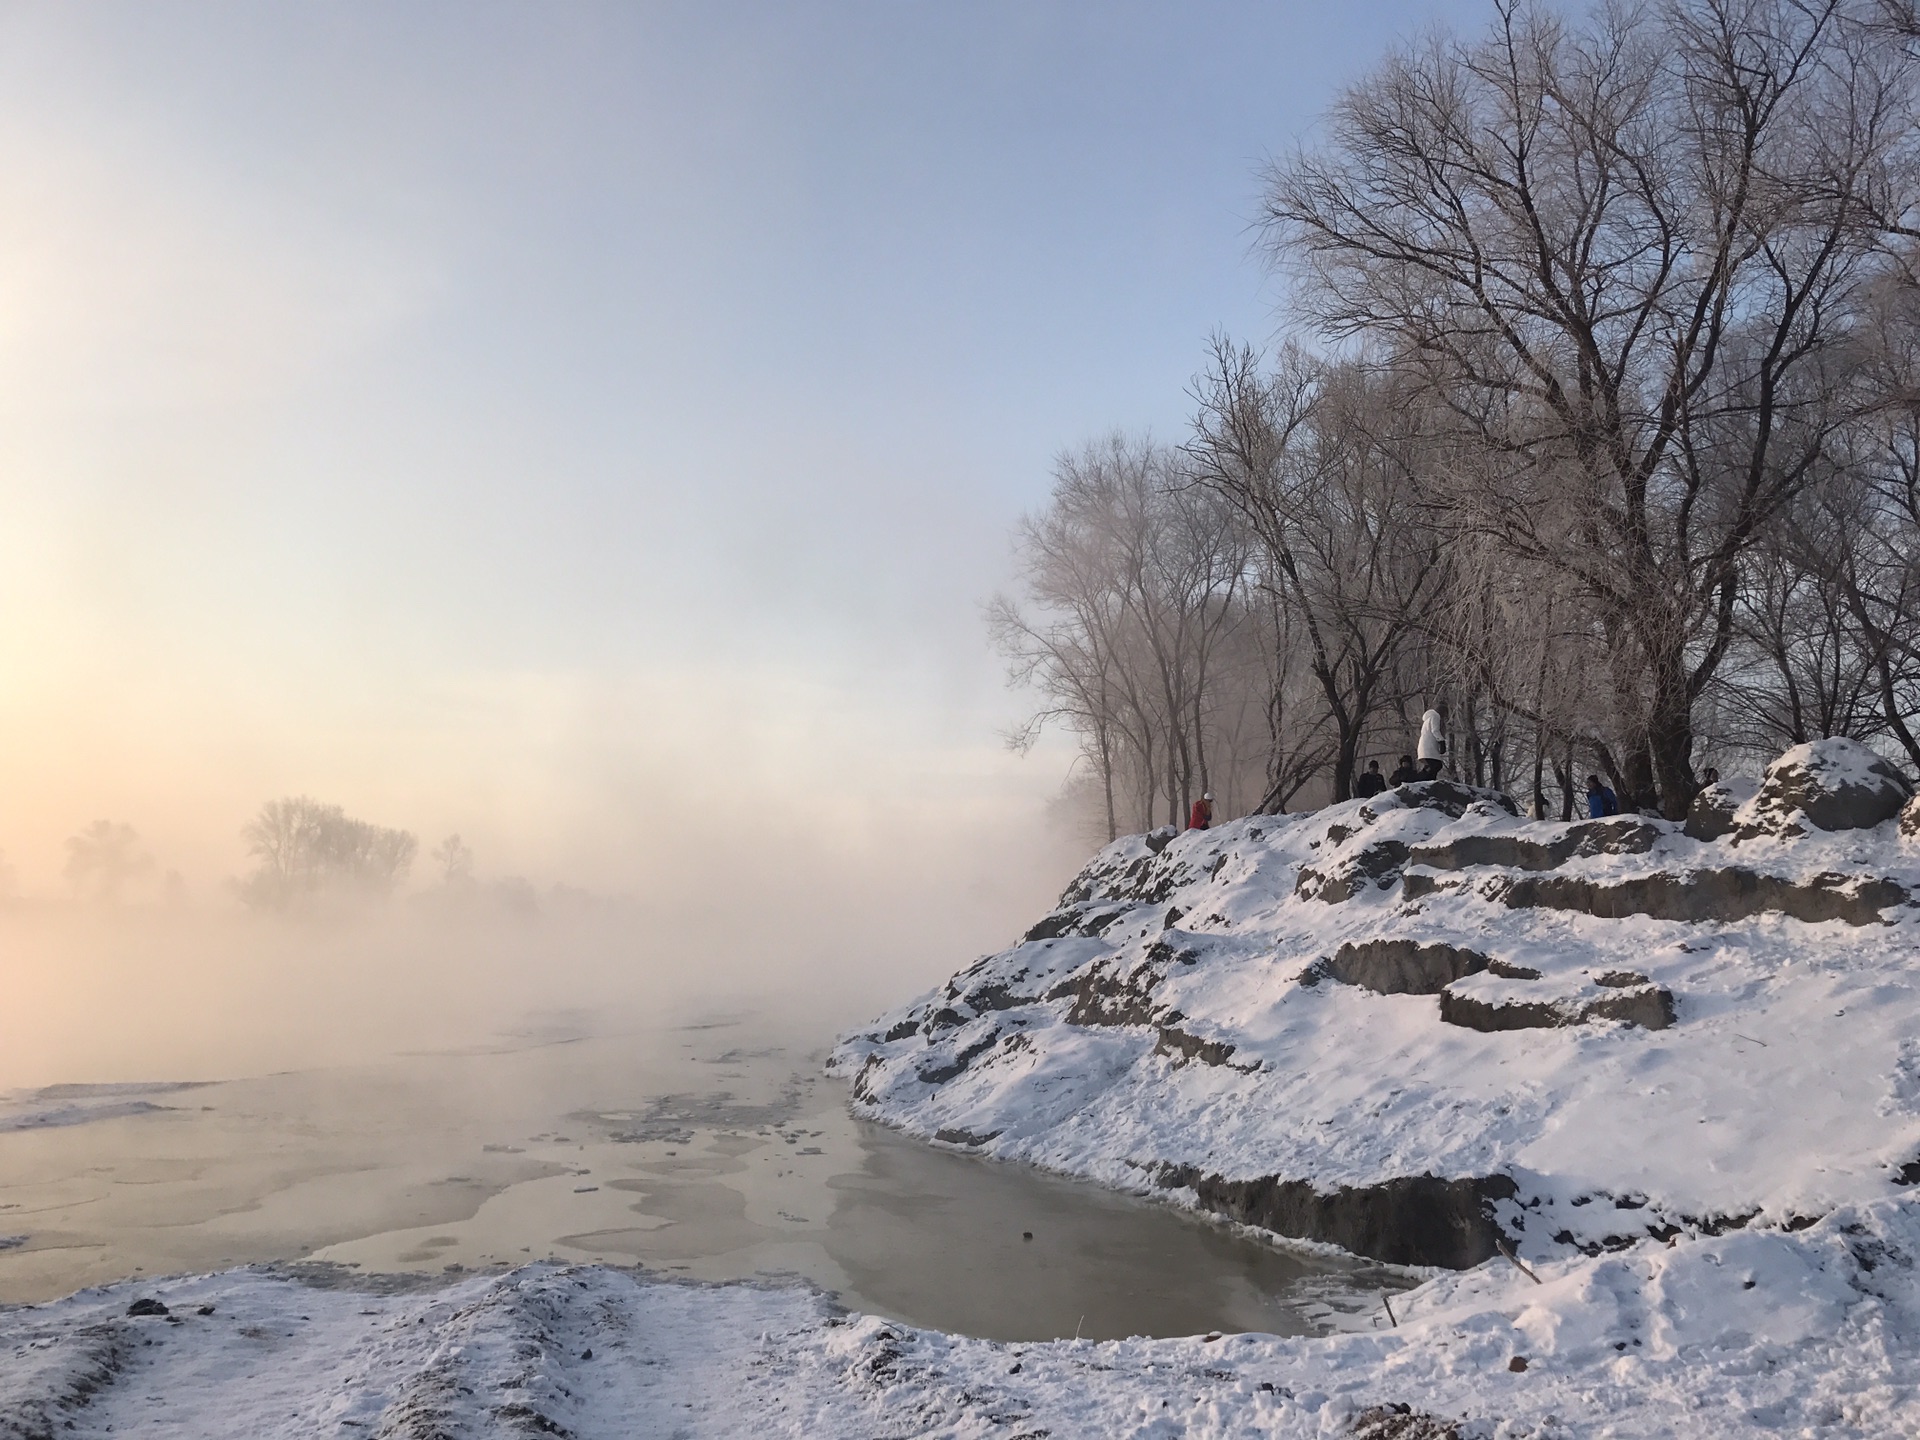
[991,435,1272,836]
[1262,0,1920,815]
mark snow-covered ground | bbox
[833,751,1920,1262]
[4,1200,1919,1439]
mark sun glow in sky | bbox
[0,3,1484,1047]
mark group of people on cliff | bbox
[1190,708,1452,828]
[1184,708,1668,829]
[1351,708,1449,800]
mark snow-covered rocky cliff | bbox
[833,739,1920,1271]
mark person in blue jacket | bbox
[1585,774,1619,818]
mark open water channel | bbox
[0,1013,1411,1341]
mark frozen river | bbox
[0,1013,1407,1341]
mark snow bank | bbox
[5,1202,1919,1439]
[833,775,1920,1265]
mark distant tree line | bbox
[18,801,495,911]
[996,0,1920,836]
[237,797,418,908]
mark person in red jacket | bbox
[1188,792,1214,830]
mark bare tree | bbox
[64,821,154,903]
[993,435,1261,836]
[239,797,417,910]
[433,834,477,886]
[1264,0,1920,815]
[1187,341,1450,802]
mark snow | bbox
[2,1199,1917,1439]
[833,788,1920,1251]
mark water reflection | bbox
[823,1125,1394,1341]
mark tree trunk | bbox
[1332,724,1358,803]
[1645,679,1698,821]
[1097,723,1118,843]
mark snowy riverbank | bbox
[4,1202,1919,1439]
[833,743,1920,1268]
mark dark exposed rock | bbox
[1154,1164,1518,1268]
[1352,1406,1467,1440]
[126,1297,170,1317]
[1902,794,1920,841]
[1439,983,1675,1032]
[1437,990,1565,1032]
[1296,840,1410,904]
[1022,901,1133,942]
[1022,908,1085,943]
[1145,935,1204,967]
[1551,1201,1757,1256]
[933,1126,1001,1148]
[1593,970,1650,988]
[883,1017,919,1042]
[1057,831,1206,908]
[1153,1026,1242,1068]
[1585,986,1677,1028]
[1735,737,1914,839]
[1325,940,1491,995]
[1061,954,1184,1032]
[1409,817,1664,872]
[1488,958,1543,980]
[1377,781,1520,820]
[850,1054,883,1103]
[1479,868,1907,926]
[1685,782,1745,841]
[916,1029,1002,1086]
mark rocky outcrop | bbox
[1439,983,1675,1032]
[837,738,1920,1281]
[1373,781,1520,821]
[1408,866,1910,926]
[1152,1025,1243,1068]
[1296,839,1410,903]
[915,1028,1003,1085]
[1154,1164,1518,1268]
[1022,901,1131,942]
[1322,939,1491,995]
[1734,737,1914,839]
[1064,962,1177,1029]
[1410,817,1663,872]
[1684,781,1749,841]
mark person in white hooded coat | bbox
[1416,709,1446,781]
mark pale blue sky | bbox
[0,0,1487,903]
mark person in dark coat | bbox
[1188,792,1214,830]
[1585,774,1619,818]
[1389,754,1419,786]
[1354,760,1387,799]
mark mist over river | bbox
[0,1001,1407,1342]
